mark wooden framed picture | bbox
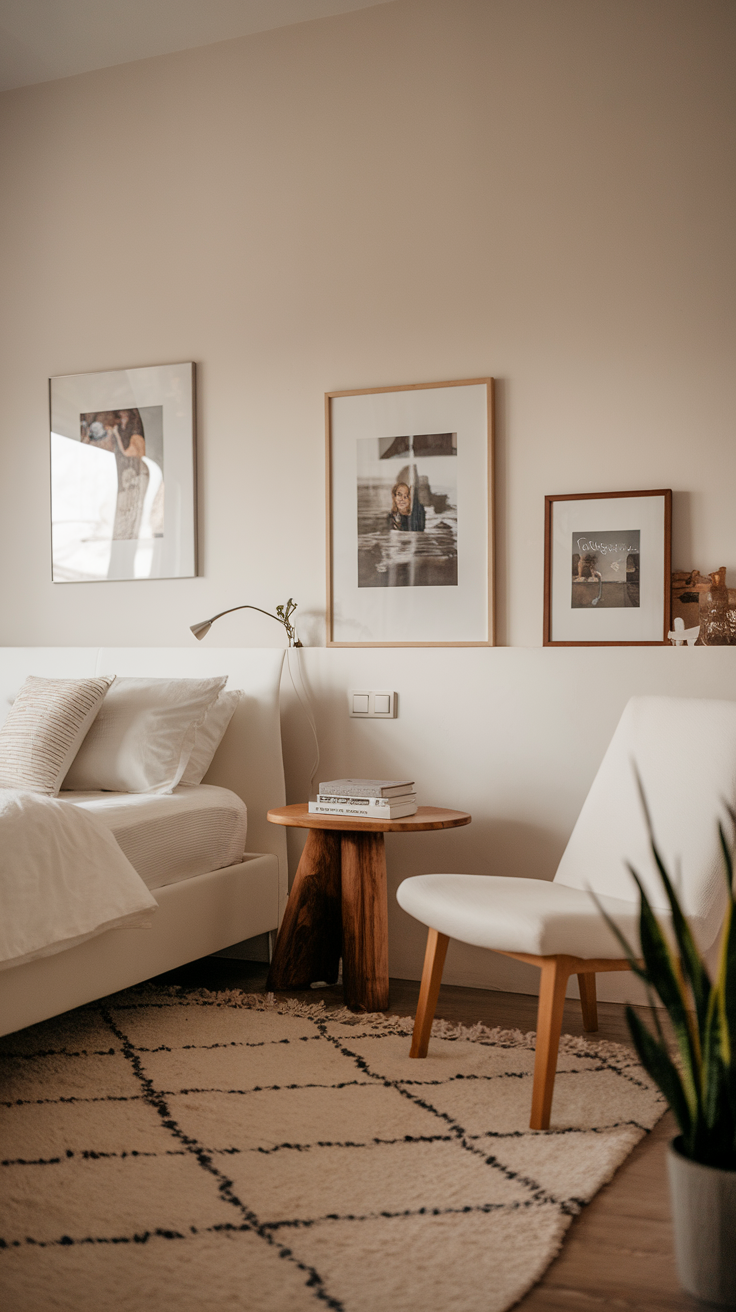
[543,489,672,646]
[50,362,196,583]
[326,378,494,646]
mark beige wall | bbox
[1,0,734,998]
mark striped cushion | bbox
[0,675,114,796]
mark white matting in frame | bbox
[544,489,672,645]
[327,379,494,646]
[50,362,196,583]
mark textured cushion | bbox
[63,676,227,794]
[0,675,114,796]
[179,689,242,787]
[396,873,679,958]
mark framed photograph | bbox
[326,378,494,646]
[544,489,672,645]
[49,362,196,583]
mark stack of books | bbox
[309,778,417,819]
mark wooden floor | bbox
[160,957,700,1312]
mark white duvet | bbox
[0,789,157,971]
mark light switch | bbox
[348,690,398,718]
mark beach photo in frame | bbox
[326,379,494,646]
[50,361,196,583]
[543,489,672,646]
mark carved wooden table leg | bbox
[340,831,389,1012]
[266,829,342,990]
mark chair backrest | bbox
[554,696,736,951]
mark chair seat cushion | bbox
[396,874,669,959]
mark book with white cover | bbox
[318,778,414,798]
[316,793,416,809]
[309,799,418,819]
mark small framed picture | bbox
[50,361,196,583]
[326,378,494,646]
[544,489,672,645]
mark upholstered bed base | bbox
[0,646,289,1037]
[0,853,278,1037]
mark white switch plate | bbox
[349,690,398,718]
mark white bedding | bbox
[0,789,157,971]
[61,784,248,890]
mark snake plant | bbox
[597,788,736,1169]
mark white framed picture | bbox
[326,379,494,646]
[543,489,672,645]
[49,361,196,583]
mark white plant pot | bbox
[667,1137,736,1307]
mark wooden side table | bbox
[265,804,471,1011]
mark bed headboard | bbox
[0,647,288,882]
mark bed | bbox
[0,646,288,1037]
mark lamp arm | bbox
[198,601,301,646]
[206,603,283,627]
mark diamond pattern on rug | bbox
[283,1206,570,1312]
[0,986,666,1312]
[230,1139,533,1223]
[0,1230,321,1312]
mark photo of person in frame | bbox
[356,433,457,587]
[387,481,426,532]
[79,406,164,543]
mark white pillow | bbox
[63,676,227,794]
[179,689,242,786]
[0,675,114,796]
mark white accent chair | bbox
[397,696,735,1129]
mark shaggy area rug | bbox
[0,986,665,1312]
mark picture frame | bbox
[543,489,672,646]
[49,361,196,583]
[326,378,494,646]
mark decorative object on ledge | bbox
[699,567,736,646]
[50,362,196,583]
[190,598,302,646]
[668,617,700,646]
[543,489,672,646]
[326,378,494,646]
[671,568,711,636]
[670,567,736,646]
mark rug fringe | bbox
[133,984,640,1063]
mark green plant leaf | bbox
[701,933,729,1135]
[598,779,736,1166]
[588,888,648,982]
[626,1005,693,1144]
[631,868,701,1118]
[713,826,736,1144]
[715,892,734,1071]
[634,771,711,1031]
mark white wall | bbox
[0,0,734,1001]
[281,646,736,1002]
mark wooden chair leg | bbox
[410,928,450,1058]
[577,971,598,1032]
[530,956,570,1130]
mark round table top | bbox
[267,803,472,833]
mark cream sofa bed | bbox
[0,646,288,1037]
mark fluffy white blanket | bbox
[0,789,157,971]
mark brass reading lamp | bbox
[190,598,302,646]
[191,595,319,801]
